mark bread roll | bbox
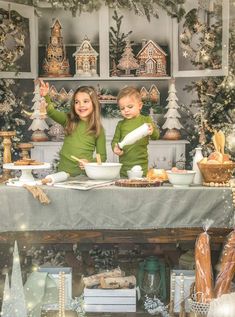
[208,151,223,163]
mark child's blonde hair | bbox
[65,86,102,137]
[117,86,142,104]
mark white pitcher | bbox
[192,147,203,185]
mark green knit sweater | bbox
[111,115,160,177]
[45,96,107,176]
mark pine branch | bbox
[15,0,186,21]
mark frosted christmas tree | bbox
[162,79,183,140]
[28,81,49,142]
[117,40,139,76]
[1,273,12,317]
[10,241,27,317]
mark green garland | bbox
[0,7,27,72]
[179,4,223,70]
[15,0,185,21]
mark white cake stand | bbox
[3,163,51,186]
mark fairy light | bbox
[58,271,65,317]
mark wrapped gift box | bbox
[84,288,136,312]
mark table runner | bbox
[0,185,233,232]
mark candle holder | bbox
[0,131,16,182]
[18,143,34,159]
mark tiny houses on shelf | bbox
[73,36,98,77]
[136,40,167,77]
[149,84,160,103]
[140,87,149,100]
[140,85,160,104]
[42,19,71,77]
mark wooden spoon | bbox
[96,153,102,165]
[212,134,219,152]
[218,130,225,155]
[71,155,82,163]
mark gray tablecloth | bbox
[0,184,234,232]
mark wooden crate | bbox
[84,288,136,312]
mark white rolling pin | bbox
[41,171,70,185]
[118,123,149,149]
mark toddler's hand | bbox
[39,79,50,97]
[148,123,154,135]
[113,144,123,156]
[78,159,89,170]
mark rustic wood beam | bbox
[0,228,231,245]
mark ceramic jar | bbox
[192,147,203,185]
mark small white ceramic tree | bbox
[28,82,49,141]
[162,79,183,140]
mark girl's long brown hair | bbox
[65,86,102,137]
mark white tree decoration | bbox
[11,241,27,317]
[162,79,183,140]
[1,273,13,317]
[28,81,49,141]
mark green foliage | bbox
[141,100,165,116]
[109,10,132,69]
[180,2,235,161]
[52,98,71,113]
[0,79,28,166]
[15,0,185,21]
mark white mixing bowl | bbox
[166,170,196,187]
[84,162,122,180]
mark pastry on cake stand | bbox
[3,163,51,187]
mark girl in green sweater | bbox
[40,81,107,176]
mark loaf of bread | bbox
[214,230,235,297]
[195,231,214,303]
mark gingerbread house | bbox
[140,87,149,100]
[42,19,71,77]
[136,40,167,77]
[149,84,160,103]
[73,37,98,77]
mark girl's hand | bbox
[148,123,154,135]
[113,144,124,156]
[39,79,50,97]
[78,159,89,170]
